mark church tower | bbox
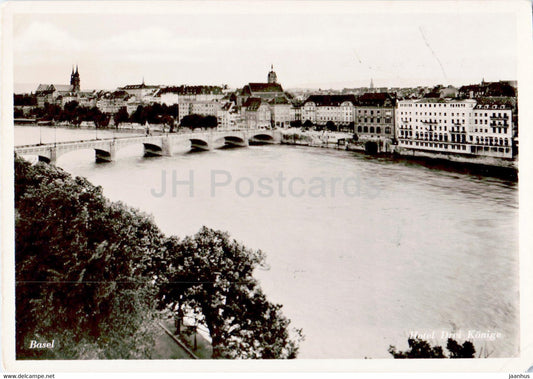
[70,65,80,93]
[267,64,277,84]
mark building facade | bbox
[217,102,240,130]
[301,95,357,127]
[396,98,514,158]
[354,93,396,138]
[243,97,271,129]
[470,101,514,158]
[177,100,222,123]
[269,96,292,128]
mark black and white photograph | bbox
[1,0,532,374]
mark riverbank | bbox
[280,130,351,149]
[279,130,518,180]
[14,121,150,134]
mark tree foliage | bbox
[326,120,337,132]
[388,338,475,359]
[180,114,217,129]
[158,227,303,359]
[30,101,110,128]
[15,155,164,359]
[113,106,130,127]
[130,104,179,126]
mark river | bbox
[15,126,519,359]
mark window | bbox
[376,127,381,133]
[385,127,391,134]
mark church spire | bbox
[70,64,80,93]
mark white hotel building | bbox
[396,98,514,159]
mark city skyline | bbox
[12,1,518,93]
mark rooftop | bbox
[243,97,263,111]
[304,94,357,106]
[246,82,284,93]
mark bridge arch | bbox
[190,138,210,151]
[223,135,248,148]
[53,145,102,164]
[250,133,275,145]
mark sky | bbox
[11,1,519,93]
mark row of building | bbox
[31,65,517,159]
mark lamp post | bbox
[193,321,198,351]
[53,119,57,146]
[175,303,183,335]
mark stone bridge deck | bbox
[15,129,281,164]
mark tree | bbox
[41,102,62,121]
[388,338,475,359]
[160,114,175,133]
[326,120,337,132]
[114,107,130,128]
[15,156,164,359]
[131,105,148,125]
[86,107,109,128]
[158,227,303,359]
[180,114,205,129]
[204,115,218,129]
[446,338,476,358]
[303,120,313,128]
[290,120,302,128]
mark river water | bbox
[15,126,519,359]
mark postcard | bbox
[1,0,532,374]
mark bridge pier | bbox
[95,141,116,162]
[144,136,172,157]
[161,136,171,156]
[38,146,57,164]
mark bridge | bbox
[14,129,281,164]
